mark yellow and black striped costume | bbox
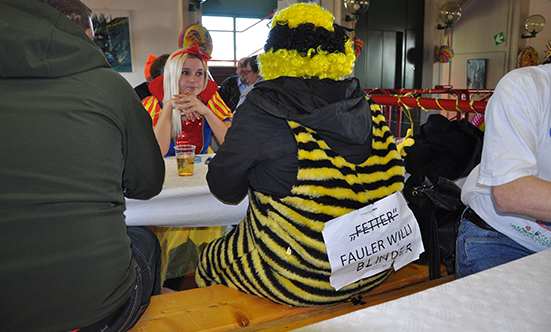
[196,103,405,306]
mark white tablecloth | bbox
[124,155,248,227]
[295,248,551,331]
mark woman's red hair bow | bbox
[171,46,211,62]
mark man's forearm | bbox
[492,175,551,221]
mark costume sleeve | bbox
[478,68,547,187]
[123,93,165,199]
[206,97,298,202]
[206,91,233,121]
[142,96,163,127]
[206,102,259,203]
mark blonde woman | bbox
[150,46,232,291]
[153,46,232,156]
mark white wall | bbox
[85,0,344,88]
[427,0,551,91]
[86,0,189,87]
[85,0,550,90]
[449,0,523,90]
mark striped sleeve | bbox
[142,96,163,127]
[206,92,233,121]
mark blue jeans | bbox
[79,226,162,332]
[455,219,535,278]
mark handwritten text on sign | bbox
[322,192,424,290]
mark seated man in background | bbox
[0,0,165,331]
[134,54,158,100]
[242,55,261,86]
[218,57,248,113]
[236,55,263,109]
[457,63,551,278]
[141,53,169,125]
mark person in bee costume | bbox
[196,3,405,306]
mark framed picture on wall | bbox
[92,9,132,72]
[467,59,486,89]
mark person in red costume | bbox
[146,46,232,292]
[149,46,232,156]
[141,54,168,126]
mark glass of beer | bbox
[175,144,196,177]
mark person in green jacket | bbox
[0,0,165,331]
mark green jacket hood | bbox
[0,0,110,79]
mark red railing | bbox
[365,86,493,137]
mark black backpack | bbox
[402,115,484,279]
[403,169,465,280]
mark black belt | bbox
[463,207,497,232]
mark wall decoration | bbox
[517,46,540,68]
[436,45,454,63]
[353,37,365,57]
[467,59,486,89]
[545,41,551,63]
[179,24,213,56]
[92,10,132,72]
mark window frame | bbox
[202,13,273,67]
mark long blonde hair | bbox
[163,49,208,140]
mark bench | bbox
[129,263,454,331]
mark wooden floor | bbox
[129,264,454,331]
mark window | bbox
[202,15,272,67]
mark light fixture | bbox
[344,0,370,15]
[344,0,370,22]
[343,0,369,57]
[522,14,546,39]
[437,2,462,30]
[435,2,461,63]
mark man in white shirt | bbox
[457,64,551,278]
